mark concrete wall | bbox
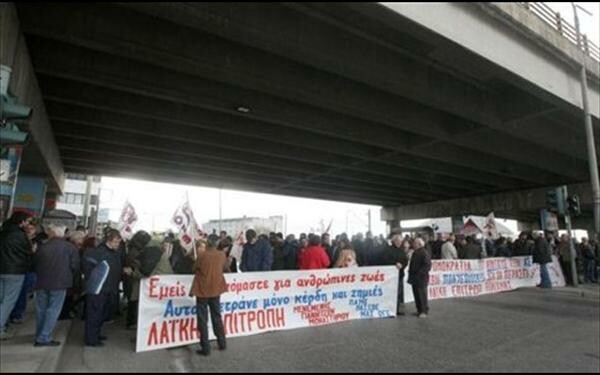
[381,2,600,119]
[381,183,592,221]
[0,3,64,192]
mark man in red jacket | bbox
[298,234,330,270]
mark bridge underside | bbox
[15,3,600,207]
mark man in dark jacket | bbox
[271,233,286,271]
[283,235,299,270]
[408,238,432,318]
[82,229,123,346]
[382,234,409,315]
[33,224,79,346]
[463,236,482,259]
[240,229,272,272]
[0,212,33,340]
[512,232,533,257]
[532,232,553,289]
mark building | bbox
[55,173,101,227]
[202,215,284,236]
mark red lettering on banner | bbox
[293,302,349,326]
[147,277,186,301]
[429,274,441,286]
[429,286,448,299]
[451,284,483,297]
[223,308,286,335]
[147,318,199,348]
[149,277,160,298]
[247,311,257,331]
[147,321,158,346]
[159,321,170,344]
[484,280,512,293]
[179,317,189,341]
[432,261,473,272]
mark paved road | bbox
[55,287,600,373]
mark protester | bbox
[9,217,39,324]
[217,238,238,273]
[580,238,597,283]
[383,234,409,316]
[189,234,229,356]
[82,229,123,347]
[240,229,273,272]
[441,234,458,260]
[283,234,299,270]
[33,224,80,346]
[333,238,354,267]
[532,232,552,289]
[408,238,431,318]
[297,234,330,270]
[512,232,533,257]
[271,233,286,271]
[58,230,86,320]
[0,212,33,340]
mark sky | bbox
[99,177,390,236]
[548,2,600,45]
[98,176,523,237]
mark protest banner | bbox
[403,255,566,302]
[136,266,398,352]
[137,256,565,353]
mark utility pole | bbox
[218,188,222,233]
[368,209,372,233]
[562,185,579,287]
[345,210,349,234]
[572,3,600,242]
[82,175,93,227]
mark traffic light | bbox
[1,93,32,122]
[1,93,32,147]
[546,187,566,215]
[566,195,581,216]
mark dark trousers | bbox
[561,260,573,285]
[397,276,405,314]
[104,290,119,321]
[85,293,107,345]
[196,296,226,352]
[126,300,138,327]
[412,285,429,315]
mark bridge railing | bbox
[518,2,600,63]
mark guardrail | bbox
[517,2,600,62]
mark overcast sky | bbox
[549,2,600,45]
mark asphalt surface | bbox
[55,286,600,373]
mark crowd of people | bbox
[1,210,599,353]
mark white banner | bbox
[136,266,398,352]
[117,201,137,240]
[403,255,565,302]
[137,256,566,353]
[483,212,498,240]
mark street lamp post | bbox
[571,3,600,243]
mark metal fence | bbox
[517,2,600,62]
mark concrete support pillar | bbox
[12,175,47,217]
[386,220,400,235]
[451,216,464,234]
[517,220,541,232]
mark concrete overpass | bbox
[1,3,599,229]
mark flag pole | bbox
[186,191,197,261]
